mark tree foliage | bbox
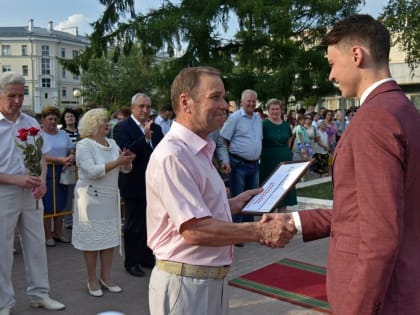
[380,0,419,73]
[79,46,164,108]
[79,0,368,108]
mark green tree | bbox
[82,0,365,107]
[80,46,161,108]
[380,0,419,73]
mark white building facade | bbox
[0,19,89,113]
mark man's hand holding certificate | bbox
[242,161,312,214]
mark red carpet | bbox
[229,258,331,314]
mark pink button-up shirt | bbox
[146,122,233,266]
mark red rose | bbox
[17,128,28,141]
[28,127,40,136]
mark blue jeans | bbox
[229,156,259,223]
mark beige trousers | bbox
[149,267,229,315]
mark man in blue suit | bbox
[113,93,164,277]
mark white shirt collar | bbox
[360,78,394,106]
[130,114,143,127]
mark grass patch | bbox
[297,181,333,200]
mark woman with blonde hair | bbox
[72,108,135,297]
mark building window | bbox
[2,45,11,56]
[61,48,65,58]
[22,65,28,76]
[73,73,79,80]
[41,45,49,56]
[44,93,48,99]
[24,86,29,95]
[41,58,50,75]
[2,65,11,72]
[22,45,28,56]
[72,50,79,58]
[62,67,66,78]
[42,78,51,88]
[62,88,67,97]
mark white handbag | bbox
[59,165,77,185]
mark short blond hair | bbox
[78,108,108,138]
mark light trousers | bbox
[149,267,229,315]
[0,185,49,309]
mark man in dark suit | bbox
[113,93,164,277]
[264,15,420,315]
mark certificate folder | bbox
[242,160,313,215]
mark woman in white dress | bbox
[72,108,135,297]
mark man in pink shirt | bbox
[146,67,295,315]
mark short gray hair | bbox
[131,93,150,106]
[0,72,25,92]
[78,108,108,138]
[241,89,257,101]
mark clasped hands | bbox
[118,148,136,167]
[258,213,296,248]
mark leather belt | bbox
[229,153,258,164]
[156,260,230,280]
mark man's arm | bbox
[113,120,153,155]
[297,209,332,241]
[180,216,295,248]
[260,210,331,245]
[214,133,231,174]
[0,171,44,193]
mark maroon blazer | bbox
[299,81,420,315]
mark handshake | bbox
[257,213,296,248]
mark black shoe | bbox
[234,243,244,247]
[125,265,145,277]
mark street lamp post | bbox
[73,89,81,108]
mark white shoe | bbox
[46,238,56,247]
[0,307,11,315]
[99,278,122,293]
[30,297,65,310]
[87,282,103,297]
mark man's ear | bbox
[351,45,364,66]
[180,94,191,113]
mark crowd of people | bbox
[1,13,419,315]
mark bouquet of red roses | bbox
[16,127,43,176]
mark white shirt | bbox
[0,112,46,175]
[360,78,394,106]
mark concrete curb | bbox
[293,176,333,210]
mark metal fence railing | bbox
[43,162,76,219]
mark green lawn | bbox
[297,181,333,200]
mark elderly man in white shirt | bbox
[0,72,65,315]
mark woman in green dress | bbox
[259,99,297,211]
